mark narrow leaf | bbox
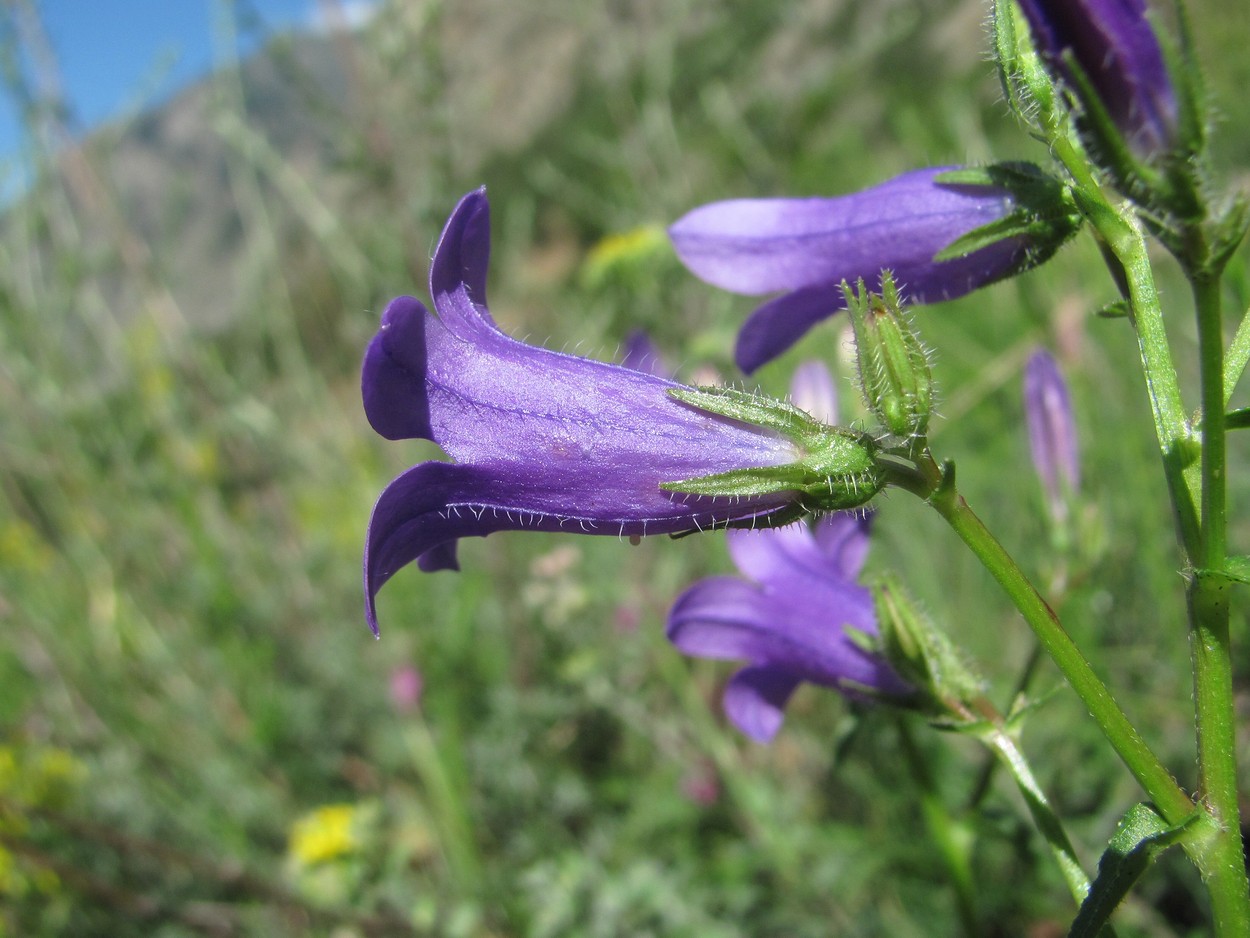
[1068,803,1194,937]
[1225,408,1250,431]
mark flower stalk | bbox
[886,454,1197,828]
[1186,264,1250,936]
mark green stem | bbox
[1197,273,1229,567]
[978,718,1093,910]
[966,642,1043,811]
[405,717,484,897]
[1189,271,1250,936]
[1087,206,1201,556]
[893,459,1196,827]
[897,718,980,937]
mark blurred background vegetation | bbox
[1,0,1247,934]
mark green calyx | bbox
[660,385,884,512]
[933,162,1083,268]
[872,574,986,719]
[844,273,933,440]
[991,0,1059,136]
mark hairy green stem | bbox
[978,719,1093,910]
[1088,207,1201,556]
[889,458,1196,826]
[1189,271,1250,936]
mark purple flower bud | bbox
[667,512,911,742]
[670,167,1061,373]
[619,329,667,377]
[362,190,817,636]
[1023,348,1080,523]
[1016,0,1176,157]
[789,360,839,425]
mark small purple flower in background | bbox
[1023,348,1080,524]
[788,359,839,425]
[679,762,721,807]
[363,190,819,636]
[1016,0,1176,157]
[669,167,1043,373]
[666,363,910,742]
[619,329,667,377]
[389,665,424,713]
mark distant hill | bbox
[6,2,590,347]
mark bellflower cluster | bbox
[362,190,881,635]
[669,164,1079,372]
[353,0,1250,929]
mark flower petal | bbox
[670,168,1018,296]
[723,665,802,742]
[725,521,835,587]
[368,462,801,636]
[667,576,782,660]
[1016,0,1175,155]
[1024,347,1079,520]
[667,565,880,680]
[735,286,841,375]
[675,168,1035,371]
[362,295,434,441]
[428,187,498,340]
[809,512,873,580]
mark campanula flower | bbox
[1015,0,1176,158]
[667,511,911,742]
[666,364,910,742]
[362,190,879,635]
[1023,348,1080,524]
[670,165,1077,373]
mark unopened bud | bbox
[873,574,984,718]
[844,273,933,439]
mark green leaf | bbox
[1067,803,1195,937]
[1191,556,1250,587]
[1225,556,1250,584]
[1225,408,1250,431]
[1095,300,1131,319]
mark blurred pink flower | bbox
[389,665,424,713]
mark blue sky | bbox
[0,1,375,168]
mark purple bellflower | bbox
[666,364,910,742]
[1016,0,1176,158]
[362,190,880,636]
[670,167,1063,373]
[1023,348,1080,524]
[667,511,912,742]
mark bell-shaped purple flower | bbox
[1016,0,1176,158]
[363,189,818,635]
[1023,348,1080,524]
[670,167,1047,374]
[667,511,912,742]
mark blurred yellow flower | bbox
[580,224,669,289]
[289,804,359,866]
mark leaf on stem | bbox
[1067,803,1197,937]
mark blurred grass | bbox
[0,0,1246,935]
